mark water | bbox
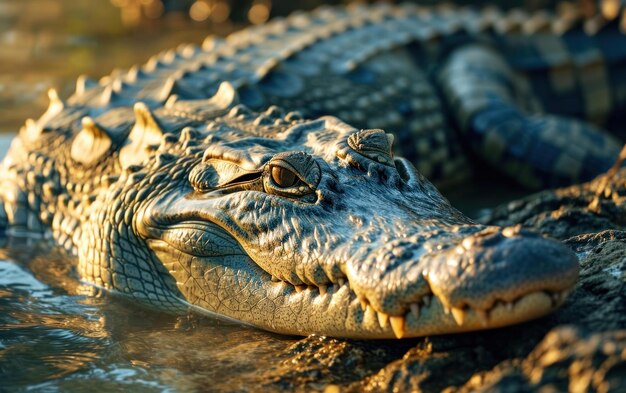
[0,240,298,392]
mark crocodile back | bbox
[47,4,626,187]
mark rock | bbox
[449,327,626,393]
[259,335,415,392]
[481,168,626,240]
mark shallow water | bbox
[0,240,298,392]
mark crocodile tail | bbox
[494,12,626,136]
[439,43,622,188]
[430,1,626,188]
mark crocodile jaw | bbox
[142,212,578,339]
[148,240,573,339]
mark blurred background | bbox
[0,0,566,133]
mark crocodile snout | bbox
[345,226,579,338]
[423,227,579,315]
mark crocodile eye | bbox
[271,166,298,188]
[263,152,320,202]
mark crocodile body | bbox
[4,3,623,338]
[69,3,626,188]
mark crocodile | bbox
[3,2,623,338]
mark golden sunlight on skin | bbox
[0,1,625,390]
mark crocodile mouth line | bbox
[145,218,572,339]
[269,279,571,338]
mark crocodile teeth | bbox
[319,285,327,295]
[294,285,306,293]
[271,275,280,282]
[358,295,368,311]
[505,302,513,311]
[476,309,489,327]
[377,312,389,328]
[389,316,406,339]
[451,307,466,326]
[410,303,420,319]
[338,278,346,287]
[422,295,431,307]
[443,305,451,315]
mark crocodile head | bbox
[116,108,579,339]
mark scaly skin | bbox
[63,3,626,189]
[0,3,606,338]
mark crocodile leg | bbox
[439,44,622,188]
